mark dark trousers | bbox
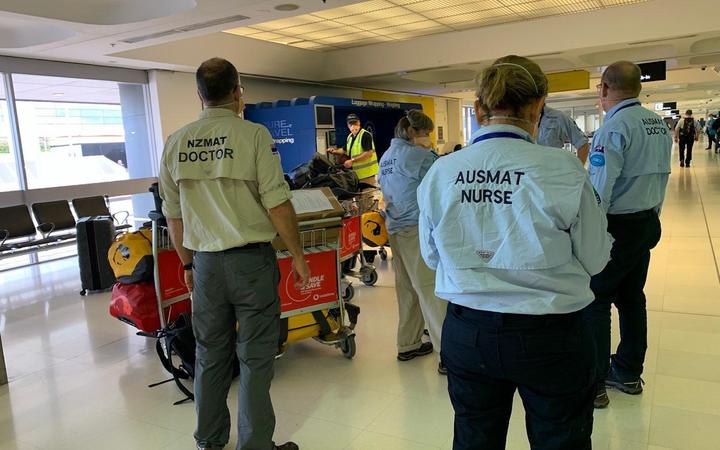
[192,244,280,450]
[443,304,595,450]
[586,210,661,382]
[706,132,714,149]
[679,137,694,164]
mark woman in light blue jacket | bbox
[417,55,613,450]
[377,110,447,374]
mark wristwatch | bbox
[183,262,193,271]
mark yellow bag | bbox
[108,228,154,284]
[361,211,388,247]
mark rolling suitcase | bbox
[77,216,116,295]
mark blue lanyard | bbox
[607,101,641,120]
[471,131,531,145]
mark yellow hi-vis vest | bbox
[347,129,378,180]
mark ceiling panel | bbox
[402,0,476,12]
[281,21,345,34]
[436,9,516,25]
[251,15,324,31]
[423,3,505,19]
[301,27,358,40]
[350,14,430,30]
[312,1,396,19]
[315,31,381,44]
[290,40,329,50]
[384,28,450,40]
[222,0,650,52]
[223,27,263,37]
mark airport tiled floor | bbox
[1,143,720,450]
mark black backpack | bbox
[680,118,696,137]
[154,314,240,405]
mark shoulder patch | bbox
[590,153,606,167]
[593,145,605,154]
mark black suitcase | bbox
[77,216,116,295]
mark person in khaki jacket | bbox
[159,57,309,450]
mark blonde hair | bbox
[475,55,548,118]
[395,109,434,140]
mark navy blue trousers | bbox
[443,304,595,450]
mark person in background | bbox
[418,54,612,450]
[159,57,309,450]
[328,113,379,184]
[674,109,699,167]
[377,109,448,374]
[708,113,718,152]
[586,61,672,409]
[537,105,590,164]
[453,143,463,152]
[708,112,720,153]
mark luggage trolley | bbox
[337,186,383,301]
[277,221,360,359]
[149,212,192,332]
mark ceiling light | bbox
[275,4,299,11]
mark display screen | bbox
[315,105,334,127]
[638,61,666,82]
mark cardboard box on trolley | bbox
[272,187,345,251]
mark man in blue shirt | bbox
[586,61,672,409]
[537,105,590,164]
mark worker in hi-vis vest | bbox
[328,113,379,185]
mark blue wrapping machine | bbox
[244,96,423,173]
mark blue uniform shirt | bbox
[377,138,437,234]
[588,98,672,214]
[537,106,588,150]
[417,124,612,315]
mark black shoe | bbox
[594,383,610,409]
[397,342,434,361]
[680,162,685,167]
[605,366,644,395]
[438,362,448,375]
[276,442,299,450]
[686,163,691,168]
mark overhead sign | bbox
[638,61,666,82]
[655,102,677,111]
[547,70,590,93]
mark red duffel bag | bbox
[109,282,191,333]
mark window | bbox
[0,76,20,192]
[462,106,478,145]
[12,74,154,189]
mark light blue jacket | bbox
[537,106,588,150]
[417,124,612,315]
[377,138,437,234]
[588,98,672,214]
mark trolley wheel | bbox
[342,284,355,301]
[362,270,378,286]
[339,335,356,359]
[379,248,388,261]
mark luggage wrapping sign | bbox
[278,249,338,314]
[340,216,361,259]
